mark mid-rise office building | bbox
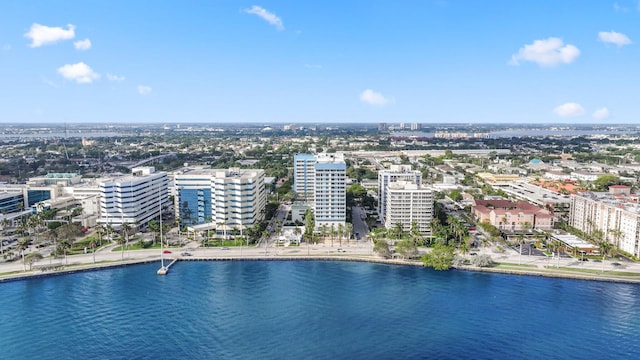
[174,168,266,230]
[378,165,422,221]
[98,167,168,229]
[384,182,434,234]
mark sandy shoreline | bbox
[2,252,640,285]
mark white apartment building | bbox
[313,153,346,229]
[98,167,168,229]
[569,186,640,257]
[174,168,266,231]
[378,165,422,221]
[293,153,316,202]
[384,182,434,234]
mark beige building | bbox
[569,186,640,257]
[472,199,554,232]
[384,182,434,234]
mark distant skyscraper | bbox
[378,122,387,133]
[411,122,420,131]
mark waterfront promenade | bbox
[2,240,640,283]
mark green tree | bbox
[593,174,624,191]
[396,238,419,259]
[449,190,462,202]
[373,239,391,259]
[599,241,613,273]
[471,254,494,267]
[421,244,455,270]
[24,252,44,271]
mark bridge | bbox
[127,153,176,169]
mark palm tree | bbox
[118,235,127,261]
[517,233,525,265]
[599,241,613,273]
[338,223,344,247]
[89,238,97,263]
[293,227,302,245]
[121,222,131,259]
[394,222,404,242]
[96,224,105,247]
[344,223,353,246]
[320,225,328,245]
[459,241,470,258]
[330,224,336,247]
[548,240,559,267]
[24,252,43,271]
[218,221,227,245]
[609,229,623,251]
[18,238,29,271]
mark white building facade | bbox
[174,168,266,231]
[313,153,347,229]
[293,153,316,202]
[98,167,168,229]
[378,165,422,221]
[569,187,640,257]
[384,182,434,234]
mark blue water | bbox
[1,261,640,359]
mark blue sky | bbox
[1,0,639,124]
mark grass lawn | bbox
[112,242,167,252]
[494,262,538,268]
[543,266,640,277]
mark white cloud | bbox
[25,23,75,48]
[553,102,585,117]
[2,44,11,51]
[137,85,152,95]
[593,107,610,120]
[106,73,126,82]
[359,89,390,106]
[74,38,92,50]
[41,77,59,88]
[57,62,100,84]
[244,5,284,30]
[304,64,323,69]
[509,37,580,67]
[613,2,628,11]
[598,31,632,46]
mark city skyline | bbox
[1,1,639,124]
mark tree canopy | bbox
[421,244,454,270]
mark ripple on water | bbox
[1,261,640,359]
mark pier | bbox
[157,258,177,275]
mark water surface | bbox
[1,261,639,359]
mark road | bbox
[0,236,376,276]
[351,206,370,242]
